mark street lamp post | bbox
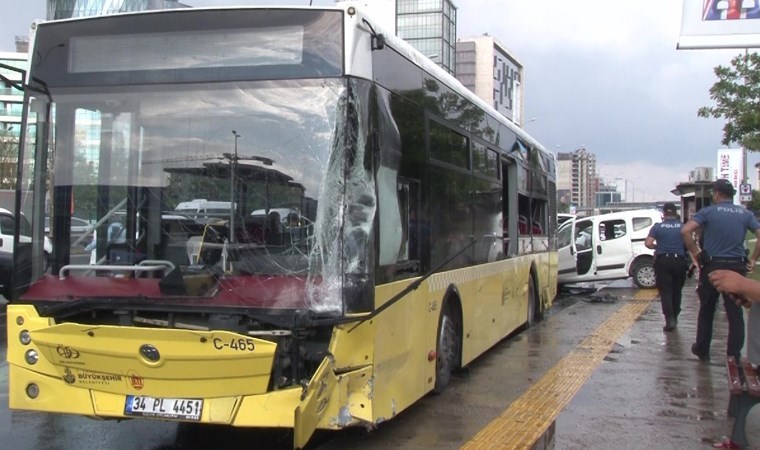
[230,130,240,244]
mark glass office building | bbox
[47,0,187,20]
[43,0,189,167]
[397,0,457,75]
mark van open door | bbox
[293,356,338,449]
[557,220,578,280]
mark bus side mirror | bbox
[372,33,385,51]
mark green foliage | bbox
[0,129,19,189]
[699,52,760,151]
[748,189,760,213]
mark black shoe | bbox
[691,343,710,361]
[663,317,676,332]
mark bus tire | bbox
[526,274,539,327]
[433,302,459,394]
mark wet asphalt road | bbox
[2,280,744,450]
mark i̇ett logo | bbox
[56,345,80,359]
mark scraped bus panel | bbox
[7,4,557,448]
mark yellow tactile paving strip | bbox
[461,289,658,450]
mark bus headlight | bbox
[26,383,39,399]
[25,349,39,365]
[19,330,31,345]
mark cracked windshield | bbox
[43,79,353,312]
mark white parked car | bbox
[557,209,662,288]
[0,207,53,271]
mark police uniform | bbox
[690,180,760,361]
[648,206,687,331]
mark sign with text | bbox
[716,148,744,204]
[679,0,760,49]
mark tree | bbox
[698,52,760,151]
[0,129,19,189]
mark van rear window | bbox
[632,217,653,231]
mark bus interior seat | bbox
[532,221,543,235]
[518,216,529,234]
[241,217,266,244]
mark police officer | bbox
[682,179,760,362]
[645,203,688,332]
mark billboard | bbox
[679,0,760,49]
[716,148,744,203]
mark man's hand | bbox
[709,270,752,307]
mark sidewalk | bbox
[556,278,759,449]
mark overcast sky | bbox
[1,0,752,202]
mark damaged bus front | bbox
[8,7,379,448]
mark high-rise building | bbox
[47,0,187,20]
[396,0,458,75]
[556,148,597,208]
[0,1,191,181]
[455,35,524,126]
[0,50,30,187]
[595,184,622,208]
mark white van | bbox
[174,199,233,221]
[557,209,662,288]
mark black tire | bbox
[433,302,459,394]
[632,259,656,289]
[526,274,539,327]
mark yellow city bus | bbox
[4,4,557,448]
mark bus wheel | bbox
[526,274,538,327]
[433,303,458,394]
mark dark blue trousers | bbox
[695,259,746,359]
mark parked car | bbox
[44,216,92,241]
[557,209,662,288]
[0,208,53,298]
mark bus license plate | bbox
[124,395,203,421]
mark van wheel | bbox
[433,302,459,394]
[632,259,656,289]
